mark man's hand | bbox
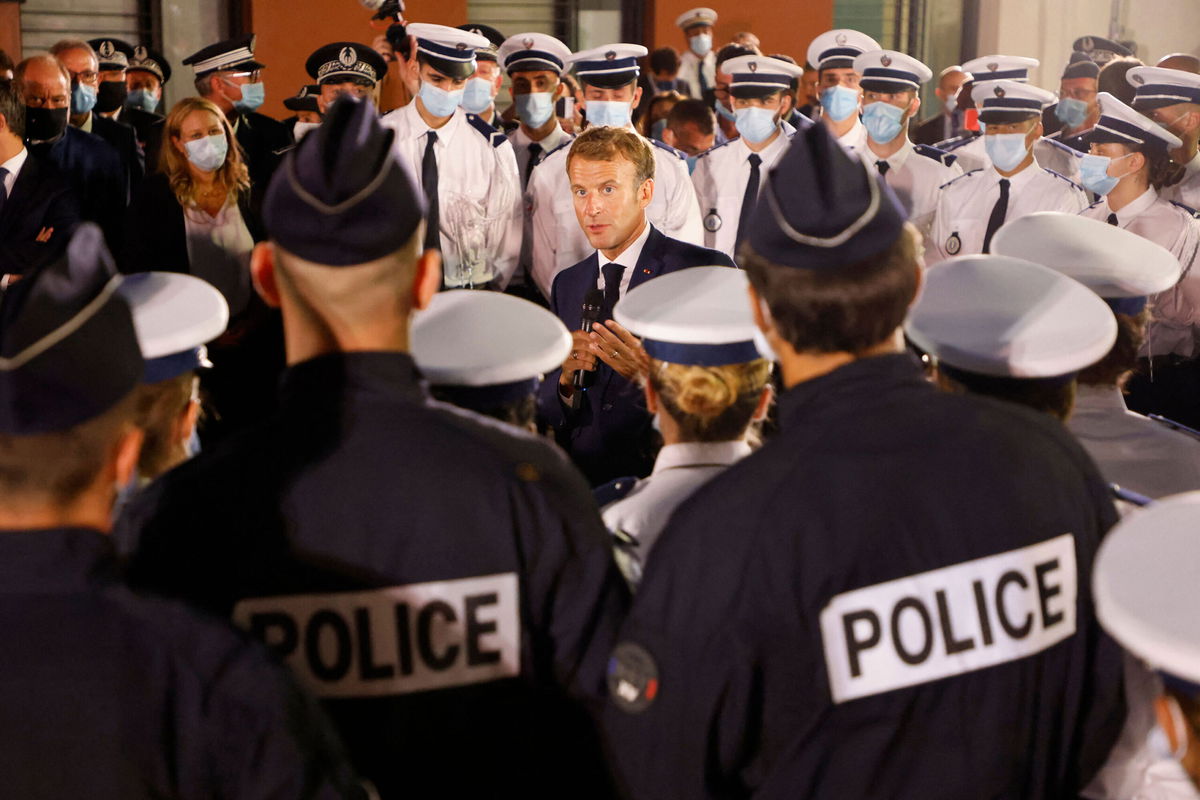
[589,320,649,382]
[559,329,599,388]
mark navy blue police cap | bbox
[128,44,172,84]
[306,42,388,87]
[283,84,322,113]
[1073,35,1133,62]
[88,38,133,71]
[458,24,505,62]
[1062,52,1099,80]
[746,122,907,270]
[0,224,142,434]
[264,95,426,266]
[183,34,265,77]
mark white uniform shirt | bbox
[863,140,962,244]
[527,130,703,298]
[510,122,573,190]
[947,134,1081,182]
[602,440,752,588]
[678,49,716,100]
[928,159,1088,262]
[1082,187,1200,358]
[381,102,522,288]
[1067,385,1200,499]
[1161,150,1200,211]
[835,118,868,153]
[691,124,794,259]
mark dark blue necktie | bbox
[735,154,762,256]
[601,262,626,320]
[422,131,439,251]
[0,167,9,218]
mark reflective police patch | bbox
[819,534,1077,703]
[607,641,659,713]
[945,232,961,255]
[704,209,722,233]
[232,573,521,698]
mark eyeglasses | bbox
[69,70,99,84]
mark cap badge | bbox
[339,46,357,67]
[522,37,534,50]
[994,86,1006,97]
[134,45,148,61]
[1132,74,1145,85]
[98,41,115,59]
[299,86,311,98]
[1081,36,1095,51]
[880,54,892,67]
[987,62,999,71]
[456,42,468,51]
[835,33,848,45]
[470,28,482,36]
[605,50,617,61]
[748,61,758,72]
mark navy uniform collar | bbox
[0,527,116,594]
[280,351,427,405]
[777,352,927,429]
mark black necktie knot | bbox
[876,160,890,177]
[1107,212,1119,226]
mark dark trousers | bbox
[1124,356,1200,428]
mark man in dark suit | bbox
[538,126,735,485]
[0,78,80,278]
[912,64,968,146]
[184,35,293,197]
[16,54,125,254]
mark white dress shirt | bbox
[1161,150,1200,211]
[602,439,753,588]
[381,101,522,288]
[527,128,704,298]
[835,118,868,153]
[1,146,29,197]
[1082,187,1200,358]
[183,199,255,313]
[595,219,653,300]
[864,139,961,243]
[510,122,573,190]
[928,158,1088,262]
[691,124,794,259]
[678,49,716,100]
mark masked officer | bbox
[380,23,522,290]
[806,28,880,153]
[928,79,1088,262]
[1128,66,1200,212]
[675,8,718,103]
[1044,53,1101,152]
[122,96,628,800]
[600,122,1125,799]
[283,84,322,140]
[305,42,388,113]
[0,224,360,799]
[527,42,705,298]
[457,24,506,129]
[123,44,171,169]
[691,54,804,260]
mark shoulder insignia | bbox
[939,168,983,190]
[913,143,956,168]
[1084,198,1105,212]
[466,113,508,148]
[649,138,686,160]
[934,132,979,153]
[594,476,639,507]
[1042,168,1086,192]
[1108,483,1154,508]
[542,139,573,160]
[696,139,734,160]
[1169,200,1200,219]
[1149,413,1200,441]
[1039,136,1084,158]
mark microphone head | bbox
[583,288,604,308]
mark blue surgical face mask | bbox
[71,81,97,115]
[1079,151,1135,196]
[689,33,713,57]
[184,133,229,172]
[419,80,465,118]
[1055,97,1089,129]
[126,88,160,114]
[462,77,494,115]
[984,131,1031,172]
[514,91,555,128]
[862,101,907,144]
[714,100,737,122]
[943,91,959,116]
[685,154,699,174]
[233,81,265,113]
[585,100,632,128]
[820,85,860,123]
[734,106,779,144]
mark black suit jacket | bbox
[29,126,126,255]
[537,225,737,485]
[0,152,81,276]
[90,113,144,194]
[234,111,293,206]
[120,108,166,173]
[912,111,961,146]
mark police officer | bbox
[85,37,132,119]
[497,32,575,189]
[305,42,388,113]
[601,122,1125,798]
[929,79,1087,262]
[992,212,1200,501]
[852,49,960,244]
[380,23,522,290]
[123,44,171,169]
[527,43,704,297]
[0,224,359,799]
[805,28,880,152]
[122,96,627,799]
[599,266,771,589]
[691,54,803,259]
[282,84,322,140]
[457,24,506,129]
[675,7,718,103]
[1044,53,1101,151]
[1127,66,1200,212]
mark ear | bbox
[412,246,442,310]
[643,377,659,415]
[491,72,504,91]
[908,94,921,119]
[631,84,643,107]
[907,259,924,310]
[250,242,282,308]
[177,396,201,446]
[171,135,186,157]
[553,81,568,101]
[112,424,145,489]
[751,383,773,423]
[638,177,655,209]
[662,127,678,148]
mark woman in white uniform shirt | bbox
[597,267,772,589]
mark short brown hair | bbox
[1078,308,1149,388]
[742,224,920,355]
[937,368,1076,421]
[134,374,198,479]
[650,359,772,442]
[566,125,655,185]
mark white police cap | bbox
[854,49,932,92]
[992,212,1181,315]
[614,267,772,366]
[1094,491,1200,688]
[675,8,717,29]
[1127,66,1200,110]
[406,22,490,78]
[806,29,880,72]
[905,255,1117,379]
[411,291,571,387]
[569,44,648,87]
[973,79,1056,122]
[116,272,229,383]
[1089,92,1183,151]
[498,32,572,76]
[723,55,804,94]
[961,54,1039,83]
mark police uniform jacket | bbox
[122,107,166,173]
[679,49,716,102]
[381,101,523,289]
[0,527,357,799]
[528,130,704,298]
[87,112,144,195]
[929,160,1088,262]
[1082,188,1200,358]
[0,149,80,277]
[122,351,629,799]
[602,353,1126,799]
[1163,151,1200,211]
[863,140,961,244]
[30,125,126,255]
[1068,384,1200,499]
[691,125,795,259]
[233,110,293,204]
[537,225,736,486]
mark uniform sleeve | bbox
[490,141,523,289]
[662,155,705,246]
[529,162,561,299]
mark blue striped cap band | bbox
[730,72,791,88]
[1133,83,1200,109]
[818,46,863,64]
[1105,296,1148,316]
[574,56,639,76]
[144,347,210,384]
[416,38,478,63]
[504,50,565,74]
[643,339,763,366]
[981,96,1043,112]
[860,67,922,90]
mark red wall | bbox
[646,0,834,64]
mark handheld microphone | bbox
[573,288,604,398]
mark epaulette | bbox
[594,476,639,507]
[1149,413,1200,441]
[1042,167,1086,192]
[1085,198,1105,212]
[934,132,979,153]
[1108,483,1154,508]
[1039,135,1085,159]
[695,139,735,160]
[649,138,686,160]
[1169,200,1200,219]
[465,113,508,148]
[913,143,957,168]
[542,139,573,160]
[938,168,983,190]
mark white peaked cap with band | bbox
[117,272,230,383]
[806,29,881,72]
[675,8,717,29]
[905,255,1117,379]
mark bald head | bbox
[1157,53,1200,73]
[15,54,70,109]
